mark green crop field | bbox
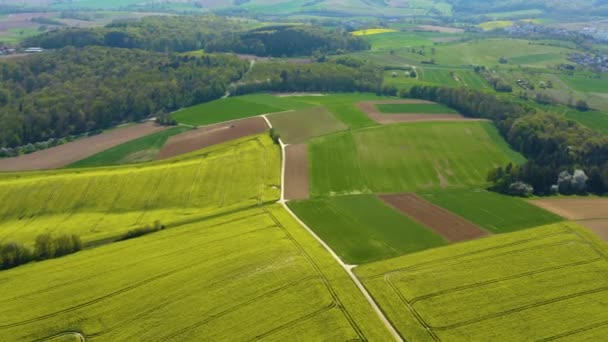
[418,68,460,87]
[172,94,312,127]
[364,31,440,50]
[309,121,525,196]
[433,39,571,67]
[0,135,280,246]
[291,93,392,128]
[564,109,608,135]
[67,126,191,168]
[289,195,446,264]
[0,204,391,341]
[376,103,458,114]
[356,222,608,341]
[268,106,347,144]
[559,75,608,93]
[419,189,564,233]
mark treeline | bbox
[206,25,370,57]
[24,16,370,57]
[24,15,244,52]
[404,85,608,195]
[234,58,383,95]
[0,46,249,148]
[0,234,82,270]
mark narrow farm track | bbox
[264,113,403,341]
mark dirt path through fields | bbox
[531,198,608,241]
[379,193,489,242]
[284,144,310,200]
[357,100,487,124]
[0,122,166,172]
[157,117,269,160]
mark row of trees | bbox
[234,59,383,95]
[0,46,249,148]
[1,234,82,270]
[404,85,608,195]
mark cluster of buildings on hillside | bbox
[0,46,43,56]
[569,53,608,72]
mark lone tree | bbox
[576,100,590,111]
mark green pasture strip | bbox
[356,222,608,341]
[564,109,608,135]
[172,94,311,127]
[0,135,280,245]
[376,103,458,114]
[267,106,348,144]
[309,121,525,196]
[558,75,608,93]
[419,189,564,233]
[288,195,446,264]
[364,31,439,50]
[67,126,191,168]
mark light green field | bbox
[364,31,440,50]
[172,94,312,127]
[67,126,191,168]
[0,135,280,246]
[564,109,608,135]
[433,39,572,67]
[0,204,392,341]
[289,93,391,128]
[356,222,608,341]
[377,103,458,114]
[419,189,564,233]
[309,121,525,196]
[478,20,513,31]
[559,75,608,93]
[289,195,446,264]
[267,106,347,144]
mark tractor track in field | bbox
[159,276,325,341]
[363,228,576,279]
[267,119,404,341]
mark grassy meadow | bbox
[309,121,525,196]
[357,222,608,341]
[376,103,458,114]
[0,204,392,341]
[67,126,191,168]
[289,195,446,264]
[267,106,347,144]
[419,189,564,233]
[172,94,312,127]
[0,135,280,246]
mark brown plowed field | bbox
[531,198,608,241]
[284,144,309,200]
[157,117,269,160]
[379,193,489,242]
[0,122,166,172]
[357,100,486,124]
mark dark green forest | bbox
[0,47,249,148]
[25,16,370,57]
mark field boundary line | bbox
[409,258,603,305]
[275,132,403,341]
[362,229,576,279]
[538,320,608,341]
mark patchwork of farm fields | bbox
[0,205,391,341]
[0,135,280,246]
[309,121,525,196]
[356,223,608,341]
[172,94,313,127]
[289,195,447,264]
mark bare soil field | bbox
[284,144,310,200]
[357,100,483,124]
[531,198,608,241]
[415,25,464,34]
[157,117,269,160]
[0,122,166,172]
[0,12,55,32]
[379,193,489,242]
